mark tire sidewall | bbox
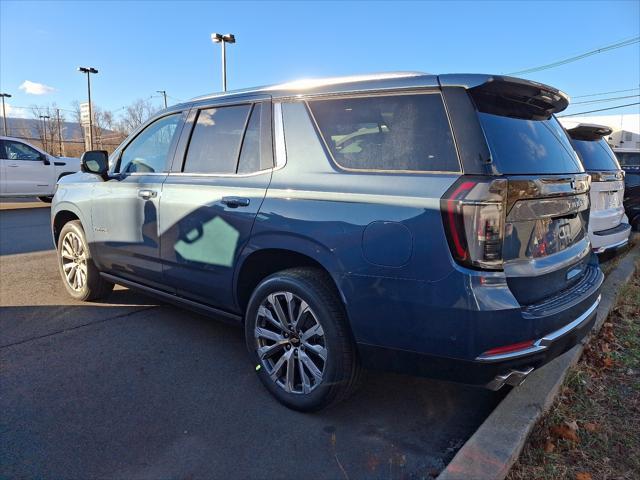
[245,274,345,411]
[57,221,91,301]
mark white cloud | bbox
[4,104,30,119]
[19,80,55,95]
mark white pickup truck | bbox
[0,136,81,202]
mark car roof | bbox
[177,72,566,107]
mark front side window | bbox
[183,105,251,174]
[572,139,621,171]
[2,140,42,161]
[119,113,182,173]
[307,93,459,172]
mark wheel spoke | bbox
[63,262,74,271]
[303,342,327,361]
[268,294,290,331]
[269,350,290,382]
[258,305,287,333]
[65,265,76,283]
[300,323,323,342]
[255,326,284,343]
[299,351,322,384]
[257,341,287,360]
[293,300,309,330]
[284,351,295,392]
[297,355,311,393]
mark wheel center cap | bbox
[290,336,300,345]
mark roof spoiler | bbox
[440,75,569,121]
[566,123,613,141]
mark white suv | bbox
[0,136,80,202]
[565,124,632,253]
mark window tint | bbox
[237,104,263,174]
[617,152,640,167]
[2,140,42,161]
[572,139,621,171]
[308,93,459,172]
[119,114,181,173]
[478,113,583,174]
[184,105,251,174]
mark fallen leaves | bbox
[549,420,580,444]
[575,472,592,480]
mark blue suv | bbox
[52,73,603,411]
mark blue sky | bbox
[1,0,639,119]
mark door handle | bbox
[221,196,250,208]
[8,164,19,167]
[138,189,158,199]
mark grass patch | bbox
[508,261,640,480]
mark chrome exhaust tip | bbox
[485,367,534,391]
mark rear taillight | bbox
[441,177,507,270]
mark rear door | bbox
[159,96,273,311]
[0,139,53,195]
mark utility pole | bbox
[0,93,11,136]
[157,90,168,109]
[56,108,64,156]
[78,66,98,150]
[39,115,50,152]
[211,33,236,92]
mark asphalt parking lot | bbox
[0,204,505,479]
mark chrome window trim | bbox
[273,102,287,169]
[302,91,463,175]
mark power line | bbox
[573,87,639,98]
[570,94,640,105]
[507,36,640,75]
[557,102,640,117]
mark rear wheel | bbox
[57,220,113,301]
[245,268,361,411]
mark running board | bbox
[100,272,243,324]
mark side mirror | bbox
[81,150,109,179]
[41,153,51,165]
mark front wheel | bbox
[245,268,362,411]
[57,220,113,301]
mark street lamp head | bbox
[211,33,235,43]
[0,93,11,98]
[39,115,50,119]
[78,66,98,74]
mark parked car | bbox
[565,124,632,252]
[51,72,603,411]
[0,136,80,202]
[615,149,640,230]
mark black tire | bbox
[245,267,362,412]
[57,220,113,301]
[38,196,53,203]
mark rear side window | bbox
[307,93,459,172]
[478,113,583,174]
[572,139,621,171]
[237,104,263,174]
[184,105,251,174]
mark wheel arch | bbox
[52,206,83,245]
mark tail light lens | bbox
[441,176,507,270]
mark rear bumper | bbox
[591,222,632,253]
[358,295,599,388]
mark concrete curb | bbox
[438,242,640,480]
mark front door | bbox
[91,112,185,288]
[160,99,273,311]
[0,139,53,195]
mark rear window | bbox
[572,139,621,171]
[307,93,459,172]
[478,112,583,174]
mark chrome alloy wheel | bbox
[255,292,327,394]
[60,231,87,291]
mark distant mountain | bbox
[3,117,115,141]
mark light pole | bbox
[56,108,64,156]
[39,115,50,152]
[211,33,235,92]
[78,66,98,150]
[0,93,11,136]
[157,90,168,109]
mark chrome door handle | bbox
[221,196,250,208]
[138,189,157,199]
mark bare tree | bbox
[119,98,158,134]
